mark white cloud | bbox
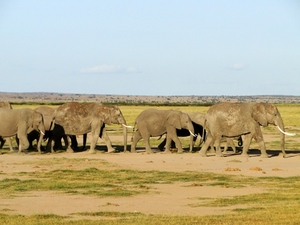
[80,64,138,74]
[229,63,247,70]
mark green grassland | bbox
[1,103,300,224]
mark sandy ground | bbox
[0,134,300,219]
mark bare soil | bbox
[0,134,300,219]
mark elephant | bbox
[0,108,45,153]
[222,136,243,154]
[0,102,14,151]
[27,106,68,152]
[157,112,242,153]
[47,102,128,154]
[130,109,195,154]
[157,120,205,152]
[199,102,296,158]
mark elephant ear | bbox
[99,106,112,125]
[252,103,268,126]
[167,112,182,130]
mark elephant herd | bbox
[0,101,296,158]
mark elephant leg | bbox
[0,137,4,149]
[189,134,195,152]
[66,136,74,153]
[130,131,142,153]
[6,138,14,152]
[199,134,214,157]
[214,137,223,157]
[241,134,253,157]
[158,138,166,151]
[253,130,268,158]
[37,133,44,153]
[229,139,237,154]
[101,128,115,153]
[168,131,184,153]
[89,133,99,154]
[136,129,152,154]
[223,141,229,153]
[18,136,29,153]
[224,139,236,154]
[70,135,78,151]
[170,140,176,148]
[89,123,101,154]
[144,136,153,154]
[164,136,172,153]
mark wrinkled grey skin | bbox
[199,102,286,158]
[0,102,14,151]
[49,102,127,154]
[0,108,45,153]
[189,112,242,153]
[131,109,195,154]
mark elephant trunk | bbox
[275,117,286,157]
[122,125,127,152]
[188,123,195,152]
[37,122,45,153]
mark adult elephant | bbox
[199,102,295,158]
[48,102,128,153]
[0,108,45,153]
[0,102,14,151]
[131,109,195,154]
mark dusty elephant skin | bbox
[48,102,128,153]
[0,108,45,153]
[199,102,290,158]
[131,108,195,154]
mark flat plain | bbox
[0,102,300,224]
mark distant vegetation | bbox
[1,92,300,105]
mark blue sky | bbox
[1,0,299,96]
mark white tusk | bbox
[189,130,197,137]
[277,126,296,136]
[40,131,45,136]
[122,124,134,129]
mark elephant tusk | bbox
[122,124,134,129]
[189,130,197,137]
[277,126,296,136]
[40,131,45,136]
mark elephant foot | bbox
[164,149,172,154]
[146,149,154,154]
[177,150,184,154]
[66,148,74,153]
[260,153,269,158]
[107,148,116,153]
[130,148,137,153]
[199,151,207,157]
[89,149,97,154]
[216,153,224,157]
